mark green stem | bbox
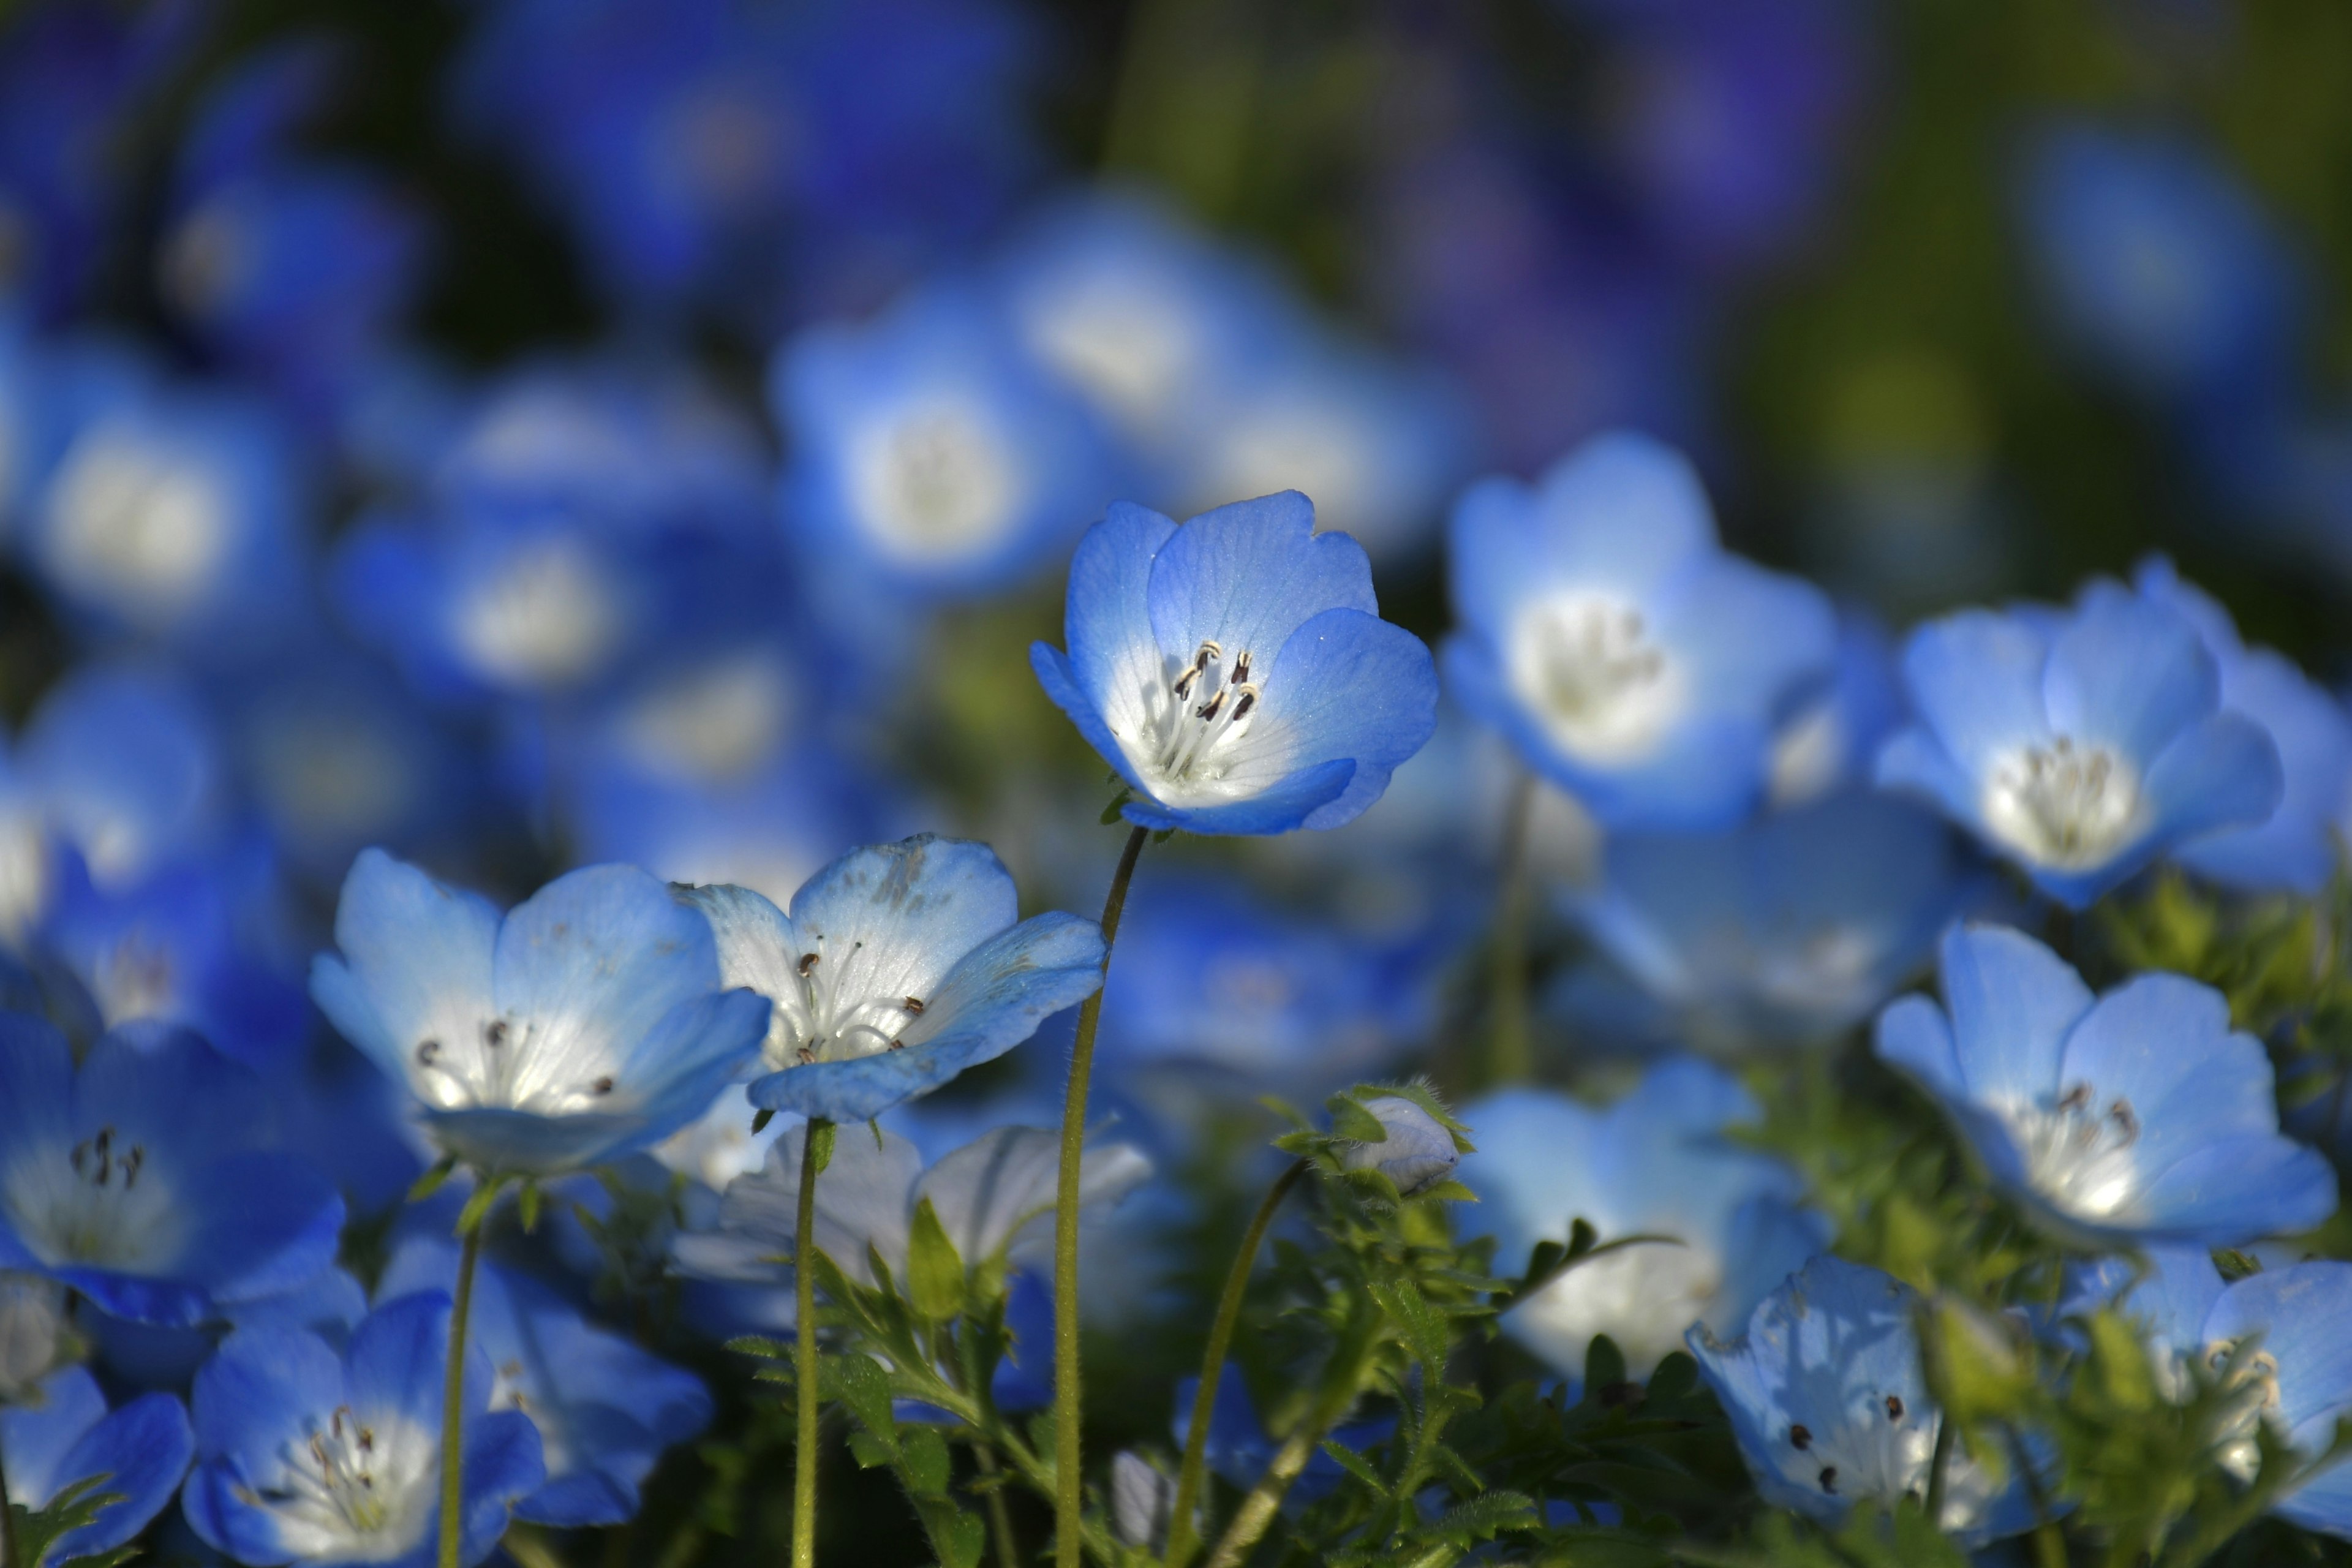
[794,1120,831,1568]
[1487,769,1536,1087]
[974,1442,1020,1568]
[1053,824,1150,1568]
[1164,1159,1308,1568]
[439,1215,487,1568]
[1200,1308,1379,1568]
[1923,1411,1955,1529]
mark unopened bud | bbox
[1111,1451,1180,1549]
[1341,1096,1458,1197]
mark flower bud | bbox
[1111,1451,1178,1549]
[1341,1096,1458,1196]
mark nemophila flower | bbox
[2119,559,2352,894]
[1875,924,2335,1248]
[86,1265,369,1396]
[1031,492,1440,835]
[183,1292,544,1568]
[1443,432,1836,829]
[1340,1096,1460,1197]
[1766,609,1907,809]
[1556,790,1981,1051]
[684,835,1106,1123]
[772,281,1118,599]
[378,1234,709,1527]
[0,1015,344,1327]
[309,848,772,1175]
[1461,1058,1828,1379]
[1690,1256,2037,1545]
[0,1365,191,1558]
[12,661,228,892]
[1875,591,2283,907]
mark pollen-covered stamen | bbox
[2003,1082,2143,1222]
[263,1405,398,1536]
[1153,641,1263,783]
[768,932,914,1068]
[1508,592,1684,763]
[1983,736,2144,869]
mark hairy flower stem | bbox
[1199,1311,1378,1568]
[439,1213,487,1568]
[1163,1158,1310,1568]
[794,1120,832,1568]
[1487,769,1536,1087]
[1053,823,1150,1568]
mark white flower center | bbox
[246,1406,435,1563]
[1768,1384,1961,1520]
[1133,640,1266,795]
[1981,738,2144,869]
[1512,1239,1723,1378]
[2000,1082,2144,1224]
[848,404,1022,560]
[407,1014,630,1119]
[453,537,624,690]
[2,1126,184,1273]
[43,424,233,630]
[1019,282,1194,438]
[763,930,932,1069]
[617,654,794,783]
[89,929,181,1027]
[1507,594,1685,764]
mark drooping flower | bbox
[309,848,773,1175]
[378,1234,710,1528]
[0,1365,191,1559]
[183,1291,545,1568]
[1691,1257,2038,1544]
[1875,923,2335,1248]
[0,1015,344,1327]
[1031,492,1439,835]
[683,835,1104,1123]
[1460,1058,1828,1380]
[1875,590,2283,907]
[1443,432,1836,829]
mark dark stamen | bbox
[1885,1395,1904,1421]
[798,952,820,978]
[903,996,925,1015]
[1790,1424,1811,1450]
[1819,1467,1838,1495]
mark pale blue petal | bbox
[2206,1264,2352,1439]
[1059,502,1182,755]
[311,847,501,1086]
[43,1389,192,1558]
[458,1411,545,1562]
[1872,725,1985,830]
[786,836,1020,1009]
[2043,593,2217,760]
[914,1128,1150,1265]
[1657,556,1836,719]
[1030,641,1155,798]
[0,1365,106,1502]
[1937,924,2091,1103]
[1144,491,1376,677]
[1118,760,1355,836]
[1900,611,2054,778]
[1874,995,1965,1099]
[494,863,722,1076]
[2139,711,2285,843]
[2128,1138,2337,1245]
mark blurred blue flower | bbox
[0,1365,191,1559]
[1461,1059,1828,1379]
[379,1234,709,1527]
[1875,922,2335,1248]
[685,835,1104,1123]
[1766,609,1907,808]
[311,848,772,1175]
[772,281,1118,598]
[1444,432,1836,829]
[1689,1256,2038,1545]
[1875,590,2283,907]
[11,660,227,894]
[1557,790,1981,1050]
[183,1291,545,1568]
[0,1015,345,1327]
[1033,492,1439,834]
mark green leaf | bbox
[1098,790,1131,824]
[1319,1438,1391,1497]
[517,1180,542,1234]
[11,1473,130,1568]
[407,1155,459,1204]
[1430,1488,1537,1539]
[823,1352,898,1450]
[1371,1278,1451,1371]
[897,1426,952,1497]
[725,1335,790,1360]
[751,1108,775,1135]
[846,1430,896,1471]
[912,1501,986,1568]
[1327,1096,1390,1145]
[455,1172,507,1235]
[904,1197,966,1322]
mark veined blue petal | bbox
[1118,760,1355,836]
[785,836,1021,1008]
[309,846,500,1087]
[1060,502,1182,759]
[2042,592,2217,760]
[1899,610,2054,778]
[43,1385,193,1559]
[2127,1138,2337,1245]
[1142,491,1376,677]
[1937,924,2090,1104]
[2141,711,2285,843]
[492,863,723,1080]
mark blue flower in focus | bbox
[1461,1059,1828,1379]
[1444,432,1836,829]
[1875,590,2283,907]
[378,1234,709,1527]
[683,835,1104,1123]
[2121,558,2352,894]
[1689,1256,2038,1545]
[310,848,772,1175]
[2018,123,2302,409]
[183,1292,544,1568]
[0,1015,345,1327]
[0,1365,192,1559]
[1558,791,1981,1050]
[1876,923,2335,1248]
[772,281,1117,598]
[1033,492,1439,834]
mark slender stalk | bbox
[1163,1159,1309,1568]
[438,1216,487,1568]
[974,1443,1020,1568]
[1487,769,1536,1088]
[1199,1325,1374,1568]
[794,1120,832,1568]
[1923,1411,1956,1529]
[1053,824,1151,1568]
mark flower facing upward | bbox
[310,849,773,1176]
[1031,491,1439,835]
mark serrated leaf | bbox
[898,1425,952,1497]
[1319,1438,1391,1496]
[913,1501,987,1568]
[12,1474,129,1568]
[1327,1096,1390,1144]
[726,1335,791,1360]
[905,1196,966,1321]
[823,1352,898,1449]
[1373,1278,1451,1370]
[1431,1488,1537,1538]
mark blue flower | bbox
[0,1015,345,1327]
[1765,609,1908,809]
[1461,1059,1828,1379]
[772,280,1119,599]
[183,1291,545,1568]
[1875,591,2283,907]
[0,1365,192,1561]
[1689,1256,2039,1545]
[1443,432,1836,829]
[377,1235,709,1527]
[310,848,772,1176]
[2123,559,2352,895]
[684,835,1106,1123]
[1032,492,1439,835]
[1875,923,2335,1248]
[10,661,228,892]
[1558,790,1983,1050]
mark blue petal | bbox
[186,1327,345,1560]
[600,989,772,1159]
[423,1106,654,1175]
[1899,611,2054,778]
[1937,924,2091,1104]
[1874,995,1964,1099]
[180,1152,348,1310]
[2128,1137,2337,1245]
[1030,641,1155,799]
[2057,975,2277,1169]
[1118,759,1357,836]
[2042,592,2217,760]
[0,1365,106,1502]
[347,1292,467,1438]
[459,1409,546,1564]
[1872,725,1985,832]
[2174,648,2352,894]
[2140,711,2285,844]
[1055,501,1182,761]
[73,1024,273,1170]
[1144,491,1376,679]
[2206,1264,2352,1442]
[45,1389,193,1559]
[1656,555,1836,720]
[786,836,1020,1005]
[0,1012,72,1162]
[311,847,501,1087]
[493,863,723,1075]
[1457,1088,1607,1267]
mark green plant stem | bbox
[1163,1158,1309,1568]
[1199,1310,1378,1568]
[1923,1412,1955,1530]
[439,1214,487,1568]
[1053,823,1150,1568]
[794,1120,831,1568]
[974,1442,1020,1568]
[1487,769,1536,1087]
